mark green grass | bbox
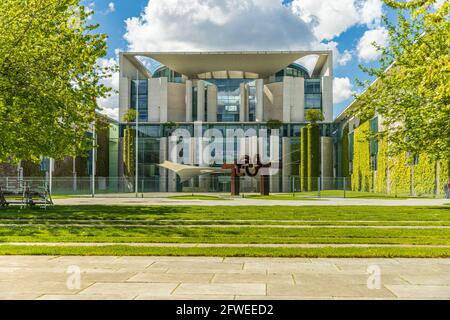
[167,195,227,201]
[0,245,448,257]
[1,205,449,257]
[1,205,448,221]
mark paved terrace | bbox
[1,256,449,300]
[54,194,450,206]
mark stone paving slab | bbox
[0,256,449,300]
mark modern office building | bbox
[118,51,337,192]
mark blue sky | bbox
[88,0,397,120]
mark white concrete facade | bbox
[118,51,335,193]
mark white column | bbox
[207,84,217,122]
[321,76,333,122]
[148,78,161,122]
[119,77,130,122]
[255,79,264,122]
[185,80,193,122]
[321,136,334,190]
[197,80,205,122]
[159,77,168,123]
[283,76,293,123]
[282,137,291,192]
[167,135,178,192]
[159,137,168,192]
[239,83,247,122]
[291,77,305,122]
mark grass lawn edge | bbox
[1,245,449,258]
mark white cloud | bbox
[333,77,354,104]
[124,0,317,52]
[107,2,115,14]
[319,41,353,66]
[357,27,389,62]
[291,0,384,41]
[96,57,119,120]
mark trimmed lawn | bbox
[0,205,449,257]
[0,245,448,258]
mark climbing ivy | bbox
[123,128,135,177]
[351,122,372,192]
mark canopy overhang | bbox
[122,51,332,79]
[158,161,226,183]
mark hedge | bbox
[123,128,135,177]
[300,126,308,191]
[307,124,320,191]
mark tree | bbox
[123,109,139,123]
[354,0,449,160]
[305,110,324,124]
[0,0,112,163]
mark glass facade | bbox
[152,66,185,83]
[130,79,148,121]
[270,63,310,83]
[205,79,256,122]
[305,79,322,110]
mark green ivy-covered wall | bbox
[350,121,449,196]
[374,138,388,193]
[351,121,372,192]
[341,125,349,178]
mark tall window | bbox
[131,80,148,122]
[305,79,322,110]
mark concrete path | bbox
[54,196,450,206]
[1,256,449,300]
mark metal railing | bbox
[0,176,447,198]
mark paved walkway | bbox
[1,256,449,300]
[54,196,450,206]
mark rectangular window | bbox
[131,79,148,122]
[305,79,321,94]
[305,93,322,109]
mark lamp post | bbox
[135,70,139,198]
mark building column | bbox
[292,77,305,122]
[282,137,291,192]
[321,137,334,190]
[167,135,178,192]
[283,76,293,123]
[321,76,333,122]
[159,77,168,123]
[119,77,130,122]
[159,137,168,192]
[255,79,264,122]
[197,80,205,122]
[185,80,193,122]
[239,83,247,122]
[207,84,218,122]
